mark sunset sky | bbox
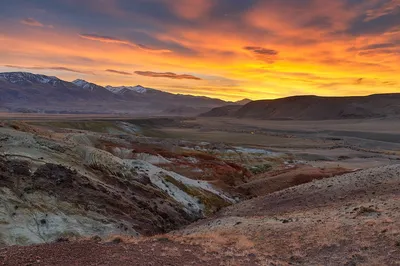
[0,0,399,101]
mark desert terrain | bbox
[0,115,399,265]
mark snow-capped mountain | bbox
[0,72,62,86]
[105,85,149,95]
[73,79,107,92]
[72,79,95,91]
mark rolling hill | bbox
[201,94,400,120]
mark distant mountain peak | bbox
[0,72,61,86]
[105,85,149,95]
[72,79,103,92]
[235,98,252,105]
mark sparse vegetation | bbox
[249,163,272,174]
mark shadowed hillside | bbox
[201,94,400,120]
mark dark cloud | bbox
[134,71,202,80]
[364,0,400,21]
[4,65,92,74]
[360,42,399,50]
[244,46,278,56]
[346,11,400,35]
[244,46,279,63]
[106,69,132,75]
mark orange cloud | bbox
[134,71,202,80]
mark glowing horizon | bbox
[0,0,399,101]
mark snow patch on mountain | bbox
[72,79,99,91]
[106,85,148,95]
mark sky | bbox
[0,0,399,101]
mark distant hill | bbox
[199,105,242,117]
[0,72,231,115]
[235,98,252,105]
[201,94,400,120]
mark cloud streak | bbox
[20,18,53,28]
[79,33,171,53]
[134,71,202,80]
[105,69,132,75]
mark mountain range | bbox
[3,72,400,120]
[0,72,244,115]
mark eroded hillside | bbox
[0,121,236,245]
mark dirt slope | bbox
[178,164,400,265]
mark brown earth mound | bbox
[239,165,354,196]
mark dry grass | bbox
[169,231,256,254]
